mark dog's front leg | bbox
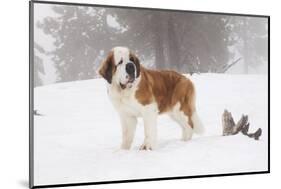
[120,114,137,150]
[140,112,157,150]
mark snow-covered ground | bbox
[34,74,268,186]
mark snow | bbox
[33,74,268,186]
[106,14,127,33]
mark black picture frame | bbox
[29,0,270,188]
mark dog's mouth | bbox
[120,78,135,90]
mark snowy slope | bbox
[34,74,268,185]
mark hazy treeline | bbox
[34,5,268,86]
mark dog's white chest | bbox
[108,86,142,117]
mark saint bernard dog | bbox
[98,47,204,150]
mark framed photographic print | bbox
[29,0,270,188]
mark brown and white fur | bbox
[98,47,204,150]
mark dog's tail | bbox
[189,82,204,135]
[191,111,204,135]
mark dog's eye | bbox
[129,57,134,62]
[117,60,123,66]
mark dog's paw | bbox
[139,143,154,150]
[120,143,131,150]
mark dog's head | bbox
[98,47,140,89]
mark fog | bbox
[33,3,268,86]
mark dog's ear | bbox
[130,52,141,78]
[98,51,115,84]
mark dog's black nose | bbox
[126,62,135,75]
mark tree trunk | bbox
[243,20,249,74]
[244,40,249,74]
[166,15,180,70]
[154,33,165,70]
[152,15,166,70]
